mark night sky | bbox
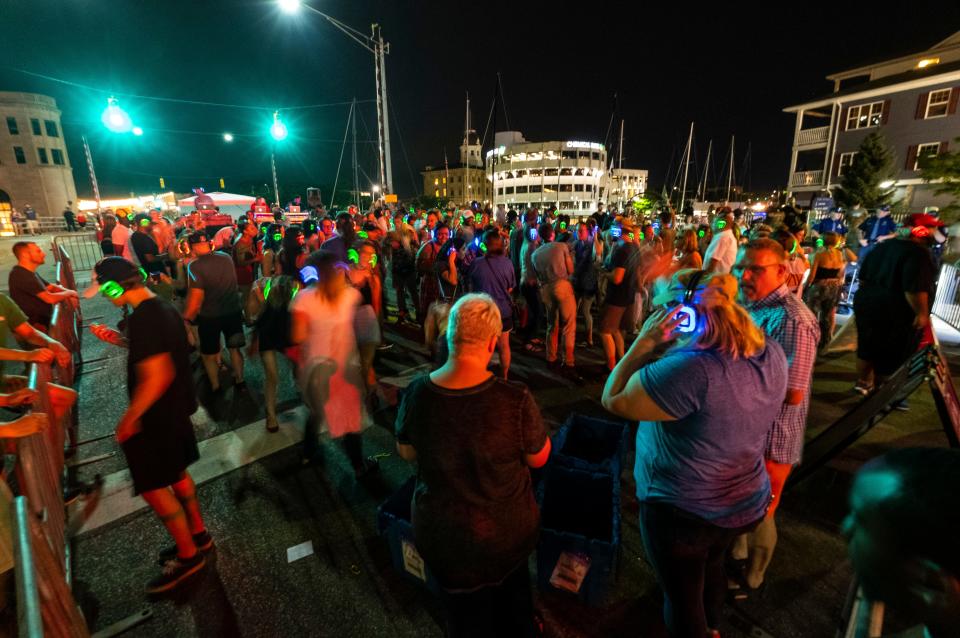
[2,0,957,202]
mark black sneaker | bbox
[145,552,206,594]
[560,365,584,382]
[157,530,214,565]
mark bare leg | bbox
[613,329,625,360]
[141,487,197,559]
[600,332,616,370]
[497,331,512,380]
[360,343,377,388]
[229,348,244,384]
[201,353,220,391]
[262,350,279,426]
[169,472,206,536]
[745,516,777,589]
[856,358,874,388]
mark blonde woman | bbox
[804,231,857,350]
[602,269,788,638]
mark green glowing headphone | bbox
[272,232,283,242]
[263,278,300,302]
[716,220,727,230]
[357,230,369,239]
[559,221,567,231]
[100,268,148,299]
[370,253,378,268]
[816,237,824,248]
[347,248,360,264]
[698,229,705,238]
[139,218,152,228]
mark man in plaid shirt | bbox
[731,238,820,594]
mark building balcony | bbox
[796,126,829,147]
[790,170,824,188]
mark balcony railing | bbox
[796,126,830,146]
[790,170,824,187]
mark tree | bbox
[834,131,896,208]
[920,138,960,223]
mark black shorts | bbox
[197,312,246,355]
[121,416,200,495]
[854,306,919,376]
[501,315,514,333]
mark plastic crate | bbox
[376,477,441,593]
[551,414,628,479]
[536,465,621,606]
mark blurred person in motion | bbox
[395,294,550,638]
[531,222,579,378]
[290,251,378,477]
[602,269,787,638]
[804,231,857,351]
[468,230,516,379]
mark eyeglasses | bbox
[732,263,779,276]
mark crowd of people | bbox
[21,193,947,636]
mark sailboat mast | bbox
[700,140,712,202]
[725,135,735,204]
[352,99,359,209]
[617,119,624,211]
[679,122,694,213]
[465,92,470,207]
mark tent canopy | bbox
[176,192,256,207]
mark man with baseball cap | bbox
[856,204,898,261]
[853,213,941,397]
[130,213,168,277]
[88,256,211,593]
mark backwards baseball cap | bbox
[186,230,211,245]
[907,213,945,228]
[83,257,144,298]
[133,213,153,227]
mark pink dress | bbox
[290,286,370,437]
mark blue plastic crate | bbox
[376,477,441,594]
[551,414,628,479]
[536,465,621,606]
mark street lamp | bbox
[278,0,393,194]
[223,133,234,142]
[132,126,143,137]
[101,96,133,134]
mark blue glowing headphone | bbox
[675,270,707,334]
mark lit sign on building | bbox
[565,141,604,150]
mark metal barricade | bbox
[14,363,67,570]
[932,263,960,332]
[51,234,102,276]
[12,496,90,638]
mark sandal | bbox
[524,342,543,352]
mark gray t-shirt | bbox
[634,343,788,528]
[530,241,571,286]
[187,252,241,318]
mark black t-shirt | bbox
[395,374,548,590]
[8,265,52,327]
[605,241,638,307]
[856,238,935,319]
[130,232,165,275]
[127,297,197,426]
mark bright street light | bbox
[278,0,300,14]
[101,97,133,134]
[223,133,234,142]
[132,126,143,136]
[372,185,380,193]
[270,112,288,141]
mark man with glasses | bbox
[87,257,211,593]
[729,238,819,597]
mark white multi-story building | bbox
[485,132,608,214]
[605,168,649,208]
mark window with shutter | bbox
[905,144,918,170]
[950,88,959,115]
[916,93,929,119]
[881,99,891,124]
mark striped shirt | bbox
[745,284,820,464]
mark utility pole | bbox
[372,24,393,195]
[81,135,102,214]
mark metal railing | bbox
[52,234,102,276]
[790,170,824,187]
[796,126,829,146]
[932,263,960,332]
[12,495,90,637]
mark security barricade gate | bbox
[51,234,102,279]
[931,263,960,333]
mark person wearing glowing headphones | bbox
[601,269,787,638]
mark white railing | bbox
[790,170,824,187]
[797,126,830,146]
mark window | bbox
[6,117,18,135]
[44,120,59,137]
[515,169,527,177]
[528,168,542,177]
[13,146,26,164]
[52,149,64,165]
[561,150,577,159]
[846,101,884,130]
[559,184,573,192]
[591,152,600,161]
[560,201,574,210]
[585,184,593,193]
[926,89,951,119]
[442,188,446,197]
[434,189,440,197]
[442,177,447,184]
[545,168,558,177]
[574,184,585,192]
[560,168,573,176]
[505,186,515,195]
[838,152,857,176]
[30,118,41,135]
[915,142,941,170]
[37,148,48,164]
[515,185,529,194]
[529,185,542,193]
[497,188,504,196]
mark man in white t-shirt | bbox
[703,209,738,274]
